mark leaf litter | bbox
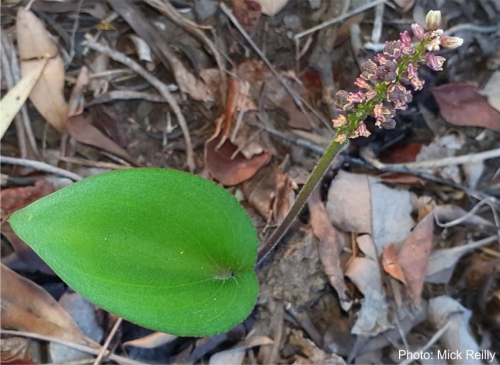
[1,0,499,363]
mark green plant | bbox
[9,10,461,337]
[9,168,258,337]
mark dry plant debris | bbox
[1,0,499,364]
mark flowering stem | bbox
[256,137,347,265]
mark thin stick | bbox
[0,329,144,365]
[59,156,132,170]
[1,156,83,181]
[82,40,195,172]
[294,0,387,41]
[93,317,123,365]
[388,148,500,170]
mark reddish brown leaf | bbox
[66,115,136,165]
[379,142,423,164]
[382,244,407,284]
[398,211,435,306]
[0,180,55,217]
[431,83,500,132]
[0,337,37,365]
[232,0,262,35]
[204,135,270,186]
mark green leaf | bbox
[9,168,258,337]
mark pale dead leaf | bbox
[0,58,48,138]
[129,35,153,63]
[255,0,289,16]
[351,288,392,336]
[434,204,493,228]
[428,296,481,360]
[0,264,97,347]
[326,171,414,254]
[393,0,415,12]
[0,336,39,364]
[479,70,500,113]
[124,332,178,349]
[209,336,273,365]
[17,8,69,131]
[425,235,498,284]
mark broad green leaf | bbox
[9,168,259,337]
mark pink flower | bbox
[374,53,389,65]
[387,83,412,109]
[332,114,347,128]
[411,23,425,40]
[425,53,446,71]
[372,103,395,127]
[406,63,424,91]
[346,91,365,103]
[399,31,414,55]
[360,60,378,80]
[383,41,402,59]
[351,122,371,138]
[354,77,373,90]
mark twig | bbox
[348,154,496,202]
[1,156,83,181]
[294,0,386,42]
[387,148,500,170]
[371,2,384,43]
[93,317,122,365]
[82,39,195,172]
[444,23,500,36]
[59,156,132,170]
[0,329,144,365]
[219,2,328,130]
[87,91,166,106]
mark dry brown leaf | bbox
[16,8,69,131]
[0,264,97,347]
[232,0,262,34]
[204,134,271,186]
[431,83,500,132]
[308,189,351,311]
[209,336,273,365]
[1,179,55,218]
[66,115,136,165]
[398,212,434,306]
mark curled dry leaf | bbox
[204,134,271,186]
[308,188,351,311]
[123,332,178,349]
[16,8,69,131]
[431,83,500,132]
[0,264,97,347]
[255,0,289,16]
[382,244,407,284]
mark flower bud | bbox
[334,133,347,144]
[425,10,441,31]
[351,122,370,138]
[440,35,463,49]
[411,23,425,40]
